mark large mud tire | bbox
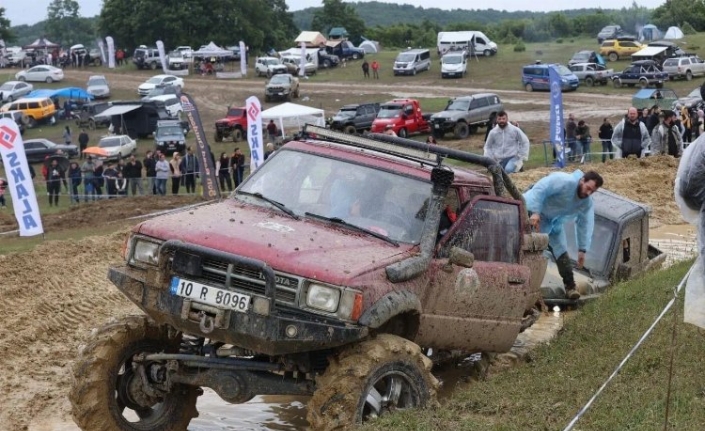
[307,334,439,430]
[232,128,243,142]
[69,315,200,431]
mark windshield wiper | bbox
[304,212,399,247]
[238,191,299,219]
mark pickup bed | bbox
[568,62,613,86]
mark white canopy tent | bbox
[192,42,232,58]
[261,102,325,138]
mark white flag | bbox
[246,96,264,171]
[239,41,247,76]
[97,38,107,64]
[299,42,306,77]
[106,36,115,69]
[0,119,43,236]
[156,40,168,73]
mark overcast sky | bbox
[6,0,664,26]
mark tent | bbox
[27,87,94,101]
[295,31,327,47]
[261,102,325,138]
[358,40,379,54]
[664,26,685,40]
[639,24,662,42]
[192,42,232,58]
[23,37,60,51]
[328,27,348,40]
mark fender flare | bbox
[358,290,422,329]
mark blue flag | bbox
[548,65,566,168]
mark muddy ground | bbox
[0,69,687,430]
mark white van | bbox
[437,31,498,57]
[441,52,467,78]
[393,49,431,76]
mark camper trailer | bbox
[437,31,498,57]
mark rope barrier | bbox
[562,264,694,431]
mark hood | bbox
[431,110,463,121]
[138,200,413,286]
[441,63,464,71]
[139,83,156,90]
[87,84,109,94]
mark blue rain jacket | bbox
[523,170,595,258]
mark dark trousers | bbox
[232,167,244,187]
[106,181,117,198]
[172,176,181,195]
[601,140,614,162]
[47,180,61,205]
[184,173,196,193]
[219,171,232,192]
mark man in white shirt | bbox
[483,110,530,173]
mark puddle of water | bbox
[650,224,698,267]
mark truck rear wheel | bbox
[307,334,438,430]
[69,315,200,431]
[454,122,470,139]
[398,128,408,138]
[343,124,356,134]
[585,76,595,87]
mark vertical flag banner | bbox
[97,38,107,64]
[106,36,115,69]
[246,96,264,171]
[299,42,306,77]
[179,94,220,199]
[156,40,168,73]
[0,119,43,236]
[548,65,566,168]
[239,41,247,76]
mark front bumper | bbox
[109,245,368,356]
[431,119,456,133]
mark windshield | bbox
[564,217,616,276]
[168,52,182,58]
[0,84,13,91]
[146,77,163,84]
[443,56,463,64]
[157,126,183,137]
[377,105,402,119]
[688,88,701,98]
[227,108,244,117]
[237,150,432,243]
[148,87,168,96]
[265,59,281,65]
[396,53,415,62]
[572,53,590,62]
[555,65,573,76]
[87,77,107,86]
[446,99,469,111]
[269,75,288,84]
[99,138,121,148]
[336,107,357,117]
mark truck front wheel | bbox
[232,128,243,142]
[398,128,408,138]
[343,124,356,134]
[69,316,200,431]
[307,334,438,430]
[454,122,470,139]
[215,131,223,142]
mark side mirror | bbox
[401,113,408,120]
[449,247,474,268]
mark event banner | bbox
[179,93,220,199]
[548,65,566,168]
[106,36,115,69]
[246,96,264,171]
[299,42,306,77]
[97,38,107,64]
[0,119,43,236]
[156,40,168,73]
[239,41,247,76]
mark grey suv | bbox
[430,93,503,139]
[133,47,161,70]
[330,103,381,133]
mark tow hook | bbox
[199,312,215,334]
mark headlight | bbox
[129,237,161,266]
[306,284,341,312]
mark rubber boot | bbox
[556,252,580,300]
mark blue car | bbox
[522,63,580,92]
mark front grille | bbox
[175,255,300,305]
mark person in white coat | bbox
[483,110,530,173]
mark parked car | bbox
[281,56,317,75]
[23,138,78,163]
[175,46,194,58]
[330,102,381,133]
[95,134,137,160]
[612,60,668,88]
[225,46,241,61]
[75,101,112,130]
[255,57,288,77]
[86,75,110,99]
[440,52,467,79]
[673,87,703,110]
[154,119,186,155]
[568,63,614,86]
[662,56,705,81]
[137,74,184,96]
[600,39,642,62]
[132,46,161,70]
[264,73,300,102]
[430,93,503,139]
[168,51,188,70]
[141,84,180,101]
[568,50,603,66]
[15,65,64,83]
[597,25,634,43]
[0,80,33,102]
[0,110,29,134]
[521,63,579,92]
[0,96,57,128]
[148,94,183,118]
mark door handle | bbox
[507,276,525,284]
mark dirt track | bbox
[0,71,681,430]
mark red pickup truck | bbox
[370,98,432,138]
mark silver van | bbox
[393,49,431,76]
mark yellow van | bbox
[0,97,57,127]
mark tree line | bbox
[1,0,704,53]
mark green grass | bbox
[361,260,704,431]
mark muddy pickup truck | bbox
[568,62,614,86]
[539,188,665,305]
[69,125,551,430]
[264,73,300,102]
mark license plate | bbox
[171,277,251,313]
[434,124,440,129]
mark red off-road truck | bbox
[69,125,548,431]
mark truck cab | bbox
[370,98,432,138]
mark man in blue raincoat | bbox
[524,170,604,300]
